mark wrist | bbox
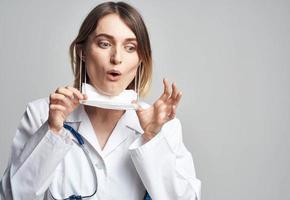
[142,131,157,141]
[48,123,63,134]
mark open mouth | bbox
[107,69,121,81]
[107,69,121,76]
[110,72,120,76]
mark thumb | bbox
[131,100,143,112]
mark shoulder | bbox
[25,97,50,121]
[27,97,49,111]
[13,97,50,147]
[27,97,49,107]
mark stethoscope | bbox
[48,124,151,200]
[48,123,97,200]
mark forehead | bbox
[94,14,136,40]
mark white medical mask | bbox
[79,83,137,110]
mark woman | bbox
[0,2,201,200]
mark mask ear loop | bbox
[134,62,142,102]
[79,49,87,95]
[79,48,82,92]
[84,53,87,94]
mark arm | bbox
[129,118,201,200]
[0,100,73,200]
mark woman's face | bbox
[84,14,140,96]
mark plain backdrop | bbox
[1,0,290,199]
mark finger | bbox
[173,92,182,107]
[66,86,85,100]
[159,78,171,101]
[55,87,74,99]
[50,93,73,108]
[131,100,144,112]
[168,105,176,119]
[171,82,178,99]
[56,87,81,105]
[49,104,66,112]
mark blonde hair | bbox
[69,2,152,97]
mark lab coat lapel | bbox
[124,109,144,134]
[102,109,144,157]
[124,101,149,135]
[78,111,103,154]
[65,104,103,155]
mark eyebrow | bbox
[94,33,137,42]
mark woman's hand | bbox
[133,79,182,141]
[48,86,87,134]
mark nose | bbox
[110,46,122,65]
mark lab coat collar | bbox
[64,104,144,157]
[65,104,144,133]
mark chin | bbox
[100,87,124,96]
[92,82,128,96]
[106,91,121,96]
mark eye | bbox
[98,41,112,49]
[125,45,136,53]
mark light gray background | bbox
[1,0,289,199]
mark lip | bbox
[106,69,122,81]
[107,69,122,75]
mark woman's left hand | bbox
[132,79,182,141]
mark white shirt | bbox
[0,98,201,200]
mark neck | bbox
[84,105,125,123]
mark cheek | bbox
[85,49,106,81]
[126,53,140,71]
[87,47,107,64]
[129,66,138,78]
[126,59,139,78]
[125,65,139,86]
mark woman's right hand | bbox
[48,86,87,134]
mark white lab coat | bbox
[0,98,201,200]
